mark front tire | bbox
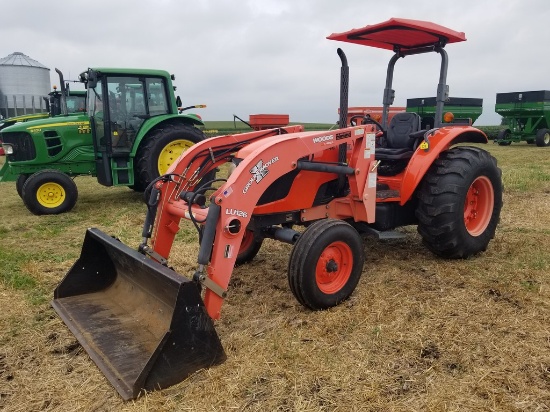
[416,147,503,258]
[16,174,29,198]
[135,123,205,189]
[535,128,550,147]
[288,219,364,310]
[21,170,78,215]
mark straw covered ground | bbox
[0,142,549,411]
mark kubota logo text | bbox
[243,157,279,194]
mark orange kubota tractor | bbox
[52,18,503,400]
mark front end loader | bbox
[52,18,503,399]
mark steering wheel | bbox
[349,115,386,146]
[349,114,384,130]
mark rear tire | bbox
[416,147,503,258]
[16,174,29,198]
[135,123,205,189]
[22,170,78,215]
[535,128,550,147]
[288,219,364,310]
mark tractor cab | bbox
[328,18,467,165]
[45,88,86,116]
[65,91,87,113]
[45,87,64,116]
[82,69,176,185]
[80,68,205,188]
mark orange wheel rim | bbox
[464,176,494,236]
[315,241,353,294]
[239,231,254,254]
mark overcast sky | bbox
[1,0,548,125]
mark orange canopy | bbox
[327,18,466,51]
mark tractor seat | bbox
[376,112,423,161]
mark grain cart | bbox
[406,97,483,129]
[0,68,206,214]
[494,90,550,146]
[52,18,503,400]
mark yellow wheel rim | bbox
[36,182,65,208]
[157,139,194,175]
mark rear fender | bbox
[131,114,205,156]
[399,126,487,205]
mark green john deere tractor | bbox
[0,68,206,215]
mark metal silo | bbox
[0,52,51,119]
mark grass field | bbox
[0,140,549,411]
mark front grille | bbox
[1,131,37,161]
[44,130,63,156]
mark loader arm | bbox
[149,125,378,320]
[148,125,305,256]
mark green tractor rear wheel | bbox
[21,170,78,215]
[536,128,550,147]
[135,123,205,190]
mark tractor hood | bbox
[0,113,89,134]
[327,18,466,51]
[0,113,49,131]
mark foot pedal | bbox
[361,226,407,240]
[376,189,400,199]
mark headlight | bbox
[1,143,13,155]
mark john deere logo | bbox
[78,124,92,134]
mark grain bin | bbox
[0,52,50,118]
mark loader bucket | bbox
[51,228,226,400]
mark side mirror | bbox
[86,70,98,89]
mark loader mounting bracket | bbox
[139,243,168,266]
